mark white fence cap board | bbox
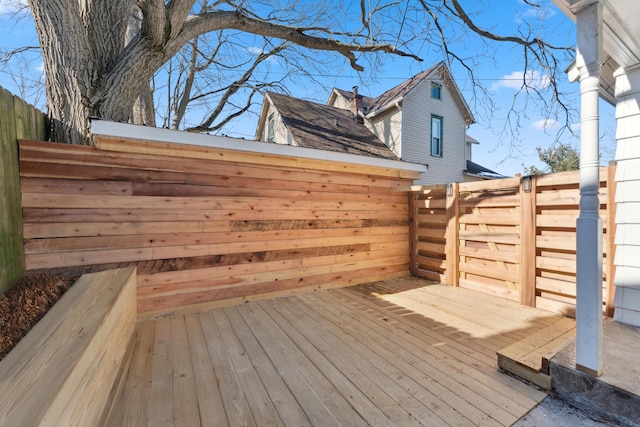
[90,119,427,176]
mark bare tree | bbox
[411,0,575,148]
[27,0,419,145]
[20,0,575,147]
[157,31,290,133]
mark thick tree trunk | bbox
[27,0,418,145]
[28,0,162,145]
[28,0,130,144]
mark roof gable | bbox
[367,63,441,113]
[328,88,376,111]
[333,62,475,125]
[264,92,398,160]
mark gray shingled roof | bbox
[367,63,440,113]
[334,61,474,125]
[464,160,508,179]
[266,91,398,160]
[332,88,377,111]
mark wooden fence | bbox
[20,137,418,315]
[0,87,47,293]
[410,166,616,317]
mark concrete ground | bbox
[513,395,620,426]
[515,318,640,427]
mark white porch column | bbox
[575,2,603,377]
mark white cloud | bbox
[492,70,551,91]
[245,46,280,65]
[245,46,263,56]
[531,118,560,130]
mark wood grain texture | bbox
[411,168,615,316]
[0,267,136,427]
[103,279,549,426]
[1,91,47,293]
[19,139,413,314]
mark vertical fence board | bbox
[0,87,45,293]
[0,88,13,290]
[520,176,536,306]
[409,192,418,276]
[445,183,459,286]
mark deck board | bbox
[102,278,552,427]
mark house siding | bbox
[368,108,403,158]
[260,103,293,146]
[329,92,352,110]
[613,67,640,327]
[401,77,468,185]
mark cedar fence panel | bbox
[457,177,522,302]
[20,138,417,316]
[410,185,448,283]
[410,165,616,317]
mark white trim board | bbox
[90,119,427,175]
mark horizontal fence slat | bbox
[458,214,520,226]
[536,256,576,274]
[459,176,521,192]
[416,241,445,255]
[458,231,520,245]
[536,276,577,297]
[409,165,614,314]
[20,139,415,313]
[458,246,519,263]
[459,262,520,283]
[458,194,520,208]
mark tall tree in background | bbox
[524,143,580,175]
[21,0,573,146]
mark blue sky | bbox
[0,0,617,176]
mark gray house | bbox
[328,62,497,184]
[256,62,502,184]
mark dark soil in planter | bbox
[0,273,79,360]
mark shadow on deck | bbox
[99,277,584,426]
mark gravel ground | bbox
[513,395,620,426]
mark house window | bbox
[267,113,275,142]
[431,115,443,157]
[431,83,442,100]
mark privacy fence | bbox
[16,126,617,318]
[410,166,617,317]
[20,136,418,315]
[0,87,47,293]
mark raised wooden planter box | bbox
[0,267,136,426]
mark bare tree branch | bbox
[178,10,421,71]
[185,42,289,132]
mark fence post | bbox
[520,175,537,307]
[445,182,459,287]
[409,191,418,276]
[605,162,617,317]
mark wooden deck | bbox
[101,277,559,426]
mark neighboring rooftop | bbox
[366,63,440,114]
[332,61,475,125]
[464,160,508,180]
[264,91,398,160]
